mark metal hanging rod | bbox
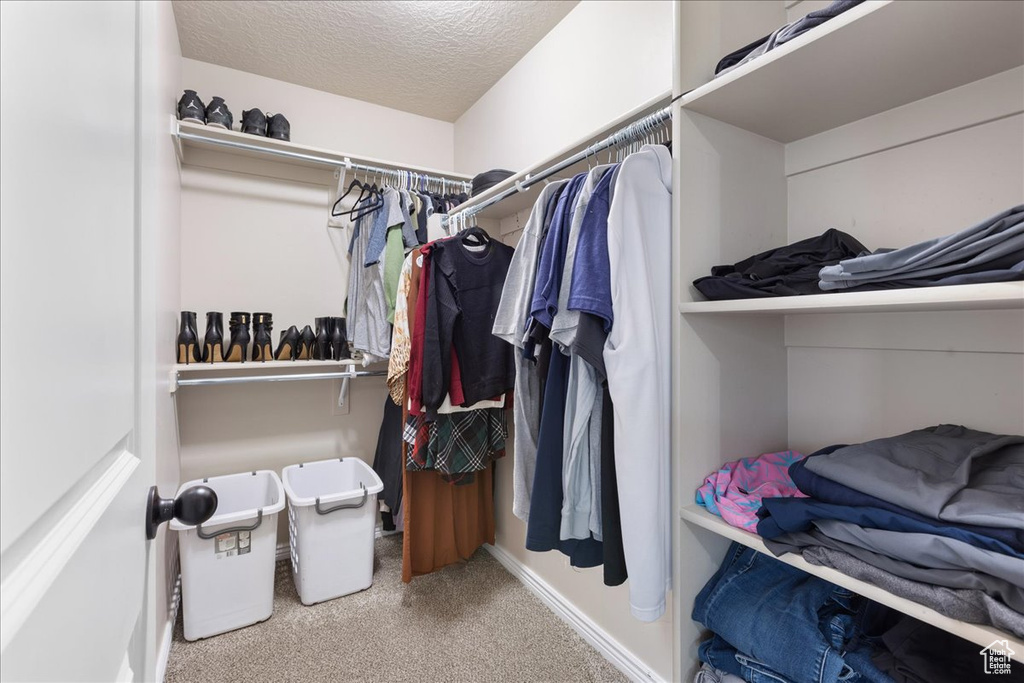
[176,128,471,192]
[172,368,387,391]
[443,104,671,227]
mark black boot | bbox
[177,311,201,364]
[330,317,350,360]
[297,325,315,360]
[273,325,299,361]
[224,312,251,363]
[201,311,224,363]
[312,317,331,360]
[251,312,274,362]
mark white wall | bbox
[453,4,677,677]
[137,2,183,677]
[182,59,456,171]
[175,63,454,541]
[180,3,676,676]
[453,0,673,174]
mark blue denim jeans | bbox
[699,636,893,683]
[693,543,873,683]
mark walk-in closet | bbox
[1,2,1022,682]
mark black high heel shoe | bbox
[224,312,250,363]
[177,311,202,364]
[274,325,300,361]
[201,311,224,363]
[330,317,351,360]
[297,325,315,360]
[251,312,274,362]
[312,317,331,360]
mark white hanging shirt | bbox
[604,144,672,622]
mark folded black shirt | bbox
[693,228,868,300]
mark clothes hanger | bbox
[350,169,385,220]
[331,169,371,217]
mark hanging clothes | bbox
[423,233,516,416]
[491,141,672,605]
[336,174,466,363]
[492,180,568,522]
[401,466,495,582]
[372,394,405,517]
[604,144,673,621]
[492,162,637,587]
[394,227,514,581]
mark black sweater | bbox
[423,237,515,418]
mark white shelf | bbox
[174,359,363,374]
[679,1,1024,142]
[447,90,672,222]
[680,504,1024,660]
[679,282,1024,315]
[176,120,472,181]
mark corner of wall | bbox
[452,0,673,174]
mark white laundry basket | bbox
[282,457,384,605]
[171,470,285,641]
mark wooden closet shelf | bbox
[679,504,1024,660]
[678,1,1024,142]
[679,282,1024,315]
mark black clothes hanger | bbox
[349,175,385,220]
[459,226,489,246]
[331,177,367,217]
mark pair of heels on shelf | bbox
[275,317,350,362]
[177,311,350,364]
[177,311,261,363]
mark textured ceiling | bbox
[172,0,578,122]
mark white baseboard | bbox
[483,543,664,683]
[155,561,181,683]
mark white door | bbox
[1,2,154,680]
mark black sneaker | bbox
[204,96,233,130]
[267,113,290,141]
[241,108,267,136]
[177,89,206,124]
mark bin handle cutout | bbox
[196,509,264,539]
[315,484,367,515]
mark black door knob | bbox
[146,485,218,539]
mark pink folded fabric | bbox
[696,450,807,531]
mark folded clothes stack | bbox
[692,546,1005,683]
[818,205,1024,291]
[692,206,1024,300]
[714,0,865,77]
[696,425,1024,638]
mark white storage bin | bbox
[171,470,285,640]
[282,457,384,605]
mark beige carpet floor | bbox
[166,536,627,683]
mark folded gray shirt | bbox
[767,529,1024,613]
[819,206,1024,289]
[804,424,1024,529]
[803,545,1024,638]
[813,519,1024,590]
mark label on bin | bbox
[214,531,251,558]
